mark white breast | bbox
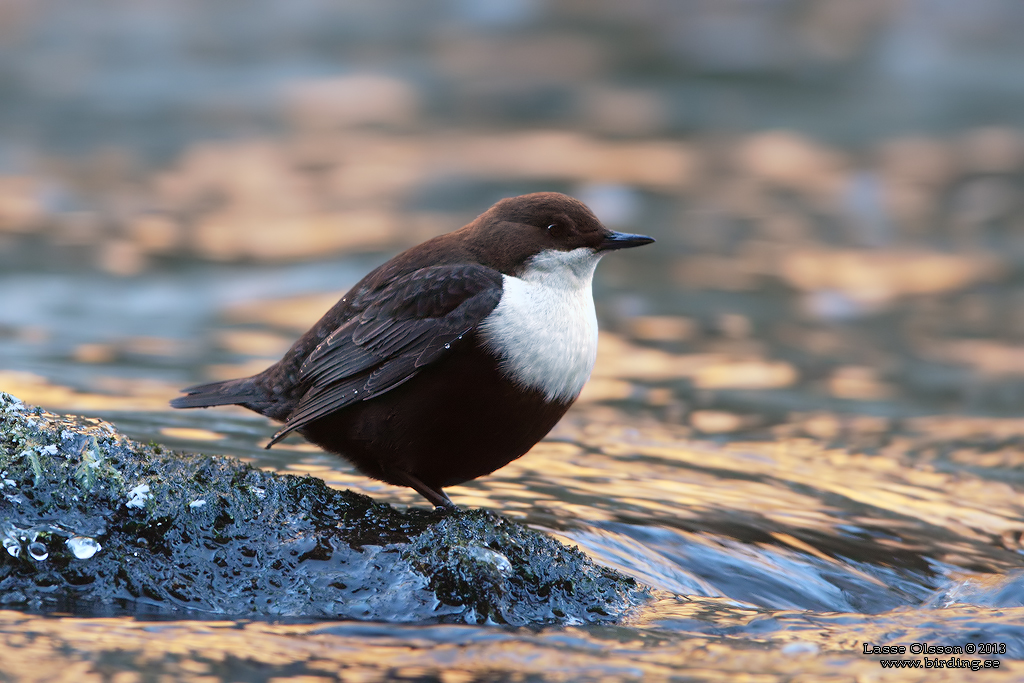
[478,248,602,402]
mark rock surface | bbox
[0,392,647,624]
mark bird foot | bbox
[395,471,458,510]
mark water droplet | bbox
[465,546,512,574]
[27,541,48,561]
[444,343,451,349]
[66,536,101,560]
[2,537,20,558]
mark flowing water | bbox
[2,250,1024,681]
[5,2,1024,679]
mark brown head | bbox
[458,192,654,276]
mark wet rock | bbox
[0,392,647,624]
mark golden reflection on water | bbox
[5,264,1024,678]
[158,426,226,442]
[5,7,1024,678]
[223,292,345,332]
[479,412,1023,546]
[1,606,1021,682]
[92,325,1023,580]
[0,370,180,413]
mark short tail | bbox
[170,378,262,409]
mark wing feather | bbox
[268,264,502,446]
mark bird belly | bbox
[297,335,572,490]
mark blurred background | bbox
[9,5,1024,674]
[4,0,1024,442]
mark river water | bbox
[3,245,1024,680]
[5,1,1024,680]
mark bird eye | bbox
[546,222,569,239]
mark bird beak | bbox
[597,231,656,251]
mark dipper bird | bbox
[171,192,654,508]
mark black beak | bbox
[597,231,656,251]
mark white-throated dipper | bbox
[171,192,654,508]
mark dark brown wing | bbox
[267,264,503,446]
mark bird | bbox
[171,192,654,509]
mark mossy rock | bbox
[0,392,648,624]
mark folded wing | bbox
[267,264,503,446]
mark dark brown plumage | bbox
[171,192,653,508]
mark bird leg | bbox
[395,471,459,511]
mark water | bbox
[2,254,1024,680]
[65,536,102,560]
[4,2,1024,679]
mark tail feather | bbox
[170,378,261,409]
